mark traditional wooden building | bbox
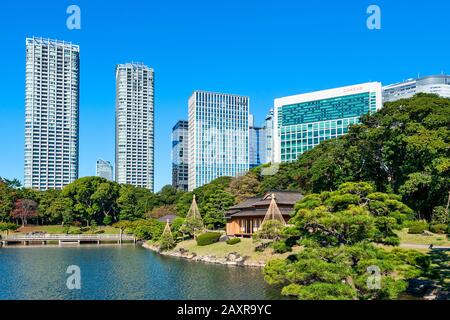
[225,191,303,236]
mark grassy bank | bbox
[167,238,301,264]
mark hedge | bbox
[226,238,241,245]
[196,232,221,246]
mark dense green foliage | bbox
[196,232,222,246]
[264,243,431,300]
[406,220,429,234]
[290,182,413,246]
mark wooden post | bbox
[119,228,123,245]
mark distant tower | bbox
[24,37,80,190]
[96,159,113,181]
[115,63,154,190]
[172,120,189,191]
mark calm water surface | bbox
[0,245,282,300]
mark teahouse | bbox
[225,191,303,236]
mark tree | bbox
[0,222,19,236]
[201,190,235,229]
[159,220,175,251]
[228,172,261,202]
[290,182,412,246]
[0,182,15,222]
[148,205,176,219]
[11,199,38,226]
[264,243,430,300]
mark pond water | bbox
[0,245,282,300]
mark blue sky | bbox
[0,0,449,191]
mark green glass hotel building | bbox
[274,82,382,163]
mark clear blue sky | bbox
[0,0,449,192]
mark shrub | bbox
[196,232,221,246]
[407,220,428,234]
[382,236,400,246]
[226,238,241,245]
[272,241,292,254]
[429,224,448,234]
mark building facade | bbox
[249,114,266,168]
[96,159,113,181]
[172,120,189,191]
[383,74,450,102]
[24,37,80,190]
[115,63,154,190]
[274,82,382,163]
[188,91,249,191]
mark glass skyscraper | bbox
[24,37,80,190]
[274,82,382,163]
[249,114,266,168]
[115,63,154,190]
[172,120,189,191]
[96,159,113,181]
[188,91,249,191]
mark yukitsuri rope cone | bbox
[262,193,286,225]
[180,194,205,238]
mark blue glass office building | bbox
[188,91,249,190]
[274,83,382,163]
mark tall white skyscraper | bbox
[115,63,154,190]
[96,159,113,181]
[188,91,249,191]
[24,37,80,190]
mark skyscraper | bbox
[188,91,249,191]
[249,114,266,168]
[24,37,80,190]
[274,82,382,163]
[382,74,450,102]
[263,109,274,164]
[115,63,154,190]
[96,159,113,181]
[172,120,189,191]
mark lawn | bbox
[170,238,301,264]
[396,229,450,246]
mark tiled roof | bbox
[226,191,303,218]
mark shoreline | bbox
[142,242,266,268]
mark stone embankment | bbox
[142,242,265,267]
